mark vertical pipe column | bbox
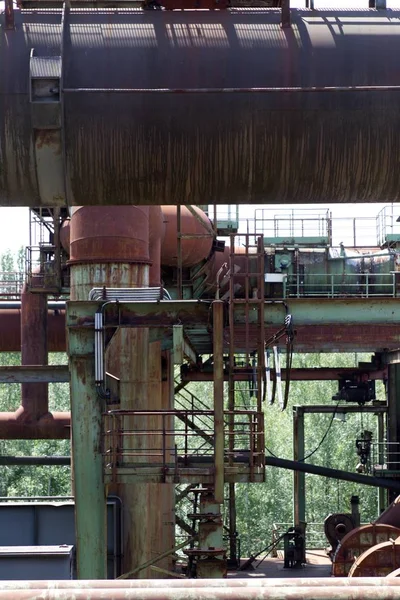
[69,271,107,579]
[293,406,305,525]
[21,285,48,421]
[68,206,152,579]
[213,300,224,504]
[160,350,176,573]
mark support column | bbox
[377,411,388,513]
[21,286,48,421]
[69,271,107,579]
[387,364,400,503]
[228,483,238,567]
[161,350,176,573]
[293,406,305,525]
[213,300,224,505]
[192,300,226,578]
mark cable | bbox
[299,401,341,462]
[265,445,279,459]
[265,401,342,463]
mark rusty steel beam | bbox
[0,365,69,383]
[181,367,387,382]
[67,300,211,329]
[3,585,400,599]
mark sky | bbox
[0,203,396,256]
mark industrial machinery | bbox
[4,0,400,585]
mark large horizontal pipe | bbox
[3,579,400,589]
[0,309,66,353]
[0,412,70,439]
[265,456,400,492]
[3,10,400,206]
[1,586,400,599]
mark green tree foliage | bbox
[177,353,383,557]
[0,250,71,498]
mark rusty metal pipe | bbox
[4,579,400,589]
[4,10,400,206]
[0,412,70,439]
[21,282,48,421]
[2,586,400,599]
[0,309,66,353]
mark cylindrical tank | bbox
[2,9,400,206]
[69,206,150,266]
[161,205,213,267]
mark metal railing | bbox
[0,271,24,298]
[372,442,400,476]
[255,208,331,245]
[376,205,400,247]
[25,246,69,292]
[271,522,327,554]
[103,409,264,475]
[282,272,400,298]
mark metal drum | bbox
[349,537,400,578]
[332,524,400,577]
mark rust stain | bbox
[35,129,62,154]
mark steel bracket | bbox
[30,52,66,206]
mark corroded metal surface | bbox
[333,524,400,577]
[0,412,70,439]
[70,207,150,264]
[21,284,48,421]
[349,538,400,577]
[2,10,400,205]
[0,309,65,353]
[161,206,213,268]
[377,496,400,529]
[5,578,400,588]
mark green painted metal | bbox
[264,236,329,246]
[234,298,400,326]
[67,300,107,579]
[173,325,184,365]
[0,365,69,383]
